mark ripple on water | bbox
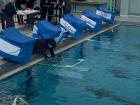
[85,86,139,105]
[134,44,140,49]
[109,67,132,79]
[48,69,83,79]
[109,67,140,81]
[122,53,140,61]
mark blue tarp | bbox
[0,28,35,63]
[33,20,61,39]
[96,6,116,24]
[60,14,87,40]
[82,10,103,32]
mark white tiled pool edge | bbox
[0,22,120,80]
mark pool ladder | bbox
[12,95,29,105]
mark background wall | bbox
[120,0,140,16]
[129,0,140,15]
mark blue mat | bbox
[96,6,116,24]
[60,14,87,40]
[82,9,103,32]
[0,28,35,63]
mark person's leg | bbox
[46,39,56,57]
[48,48,55,57]
[47,4,54,22]
[48,9,53,22]
[41,8,47,20]
[58,7,63,21]
[17,15,20,24]
[6,16,15,28]
[17,15,24,24]
[1,12,6,29]
[0,13,3,29]
[16,6,22,24]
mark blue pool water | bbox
[0,25,140,105]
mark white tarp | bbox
[96,10,111,20]
[33,25,38,35]
[60,18,76,34]
[0,38,21,56]
[81,15,96,29]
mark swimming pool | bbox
[0,25,140,105]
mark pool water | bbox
[0,25,140,105]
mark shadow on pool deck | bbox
[0,21,120,80]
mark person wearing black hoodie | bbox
[5,0,16,28]
[33,39,56,58]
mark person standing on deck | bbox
[40,0,48,20]
[5,0,17,28]
[15,0,23,24]
[63,0,71,14]
[0,0,7,29]
[33,39,56,58]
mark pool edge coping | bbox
[0,22,121,81]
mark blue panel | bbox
[96,6,116,24]
[82,9,103,32]
[63,14,87,40]
[0,28,35,63]
[33,20,61,39]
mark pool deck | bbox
[0,21,120,80]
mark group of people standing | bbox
[40,0,71,21]
[0,0,38,29]
[0,0,71,29]
[0,0,71,58]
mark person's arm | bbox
[11,3,17,15]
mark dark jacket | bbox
[33,39,56,57]
[27,0,36,9]
[40,0,56,8]
[20,0,28,5]
[5,2,16,17]
[15,0,22,9]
